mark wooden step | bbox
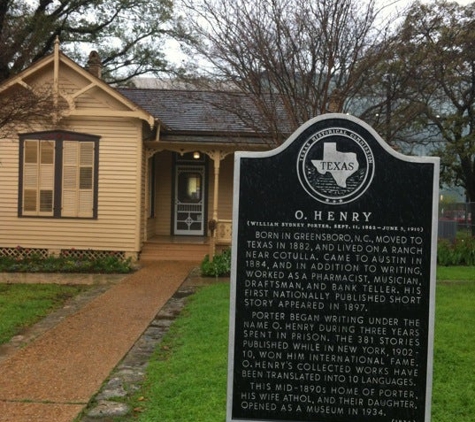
[140,242,209,261]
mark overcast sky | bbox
[163,0,475,66]
[380,0,474,13]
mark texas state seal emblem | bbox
[297,127,375,204]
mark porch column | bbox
[207,150,229,258]
[142,148,159,245]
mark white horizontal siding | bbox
[0,116,143,254]
[0,141,20,220]
[0,59,149,255]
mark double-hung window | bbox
[19,131,100,218]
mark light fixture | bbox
[193,151,201,160]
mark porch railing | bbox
[215,219,232,245]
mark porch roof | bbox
[118,88,291,145]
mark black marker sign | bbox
[227,115,439,422]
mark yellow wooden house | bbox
[0,41,280,262]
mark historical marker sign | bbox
[227,114,439,422]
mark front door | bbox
[174,164,206,235]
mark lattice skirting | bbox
[60,249,126,260]
[0,247,49,259]
[0,247,126,261]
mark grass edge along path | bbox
[131,280,475,422]
[133,282,229,422]
[0,283,89,345]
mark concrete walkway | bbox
[0,261,197,422]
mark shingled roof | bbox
[118,88,291,139]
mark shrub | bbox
[437,239,456,266]
[437,232,475,266]
[200,249,231,277]
[0,254,134,273]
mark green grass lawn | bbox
[0,283,88,344]
[129,275,475,422]
[437,265,475,281]
[0,267,472,421]
[133,283,229,422]
[432,282,475,421]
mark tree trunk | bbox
[470,201,475,237]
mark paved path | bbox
[0,261,197,422]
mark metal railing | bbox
[439,202,474,239]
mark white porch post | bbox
[212,154,221,222]
[207,150,229,258]
[142,148,157,244]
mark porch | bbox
[140,220,232,261]
[140,236,209,261]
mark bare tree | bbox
[178,0,392,143]
[0,83,61,138]
[353,36,429,148]
[360,0,475,233]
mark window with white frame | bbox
[19,131,100,218]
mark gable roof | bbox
[0,42,289,146]
[119,88,291,139]
[119,89,248,133]
[0,42,155,128]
